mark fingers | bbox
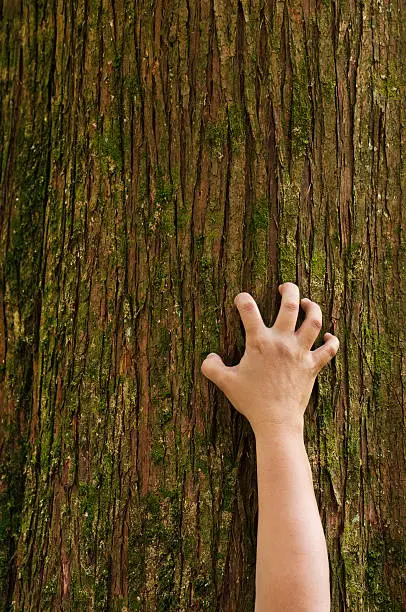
[295,298,323,350]
[272,282,300,333]
[311,333,340,373]
[234,292,266,341]
[200,353,234,392]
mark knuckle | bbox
[218,368,233,390]
[313,364,321,378]
[274,337,293,357]
[327,342,339,358]
[307,355,318,376]
[241,299,256,312]
[306,302,322,330]
[311,318,322,331]
[314,302,322,316]
[250,332,270,353]
[284,301,298,312]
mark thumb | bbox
[201,353,231,392]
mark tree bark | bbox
[0,0,405,610]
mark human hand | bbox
[200,282,340,435]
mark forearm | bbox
[254,420,330,612]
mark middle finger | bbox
[295,298,323,350]
[272,283,300,333]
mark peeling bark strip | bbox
[0,0,405,610]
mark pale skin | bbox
[200,282,340,611]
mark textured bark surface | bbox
[1,0,405,610]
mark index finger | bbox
[234,292,266,340]
[272,282,300,333]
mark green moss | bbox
[278,238,297,283]
[176,203,189,230]
[152,262,169,293]
[384,242,394,266]
[165,489,181,524]
[200,320,221,358]
[144,168,175,236]
[127,512,147,608]
[311,248,326,281]
[5,138,46,311]
[344,242,364,283]
[194,233,204,257]
[204,119,227,156]
[158,327,171,355]
[155,169,174,207]
[291,57,312,157]
[151,442,165,465]
[360,309,373,346]
[279,172,299,282]
[366,533,393,609]
[1,116,50,599]
[222,458,237,513]
[252,247,268,284]
[112,53,121,70]
[344,419,361,510]
[331,230,339,247]
[199,255,211,277]
[129,490,184,608]
[374,337,391,376]
[250,194,269,282]
[93,563,110,610]
[250,194,269,233]
[317,376,334,428]
[154,168,175,236]
[41,574,58,609]
[195,455,209,478]
[157,553,176,610]
[93,119,129,175]
[373,58,403,103]
[194,572,212,606]
[195,245,221,355]
[325,431,341,501]
[78,482,98,543]
[228,102,245,152]
[143,491,161,517]
[205,198,224,243]
[0,439,27,592]
[372,336,391,406]
[321,78,336,104]
[341,518,364,607]
[158,404,173,427]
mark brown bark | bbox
[0,0,405,610]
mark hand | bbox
[200,282,340,434]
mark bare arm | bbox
[253,422,330,611]
[201,282,339,611]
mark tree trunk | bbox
[1,0,405,610]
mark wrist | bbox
[251,414,305,442]
[252,415,313,487]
